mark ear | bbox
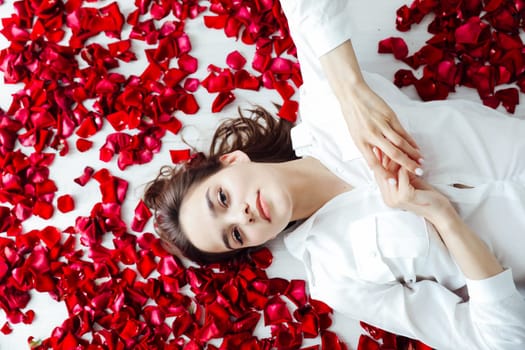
[219,150,250,165]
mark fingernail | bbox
[388,178,397,186]
[418,158,425,164]
[415,168,424,176]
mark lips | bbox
[256,190,271,223]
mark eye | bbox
[232,227,243,245]
[217,187,228,207]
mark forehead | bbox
[179,171,226,253]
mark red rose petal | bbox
[277,100,299,123]
[33,201,54,219]
[169,149,191,164]
[234,70,260,90]
[131,200,152,232]
[495,87,519,113]
[226,50,247,70]
[285,280,307,307]
[75,139,93,152]
[74,166,95,186]
[250,247,273,268]
[57,195,75,213]
[378,37,409,59]
[211,91,236,112]
[0,0,348,347]
[264,296,293,325]
[178,54,198,73]
[1,322,12,335]
[321,330,346,350]
[184,78,200,92]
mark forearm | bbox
[434,211,504,280]
[319,40,367,111]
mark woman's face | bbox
[179,151,294,253]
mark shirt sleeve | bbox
[279,0,354,58]
[309,259,525,349]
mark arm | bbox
[367,161,525,348]
[278,0,423,178]
[376,164,504,280]
[432,208,503,280]
[319,40,423,179]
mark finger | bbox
[372,146,382,163]
[410,173,433,191]
[398,167,410,189]
[364,146,400,189]
[389,118,421,151]
[375,137,424,176]
[397,167,413,201]
[362,146,382,172]
[372,163,395,203]
[381,153,401,175]
[382,127,423,164]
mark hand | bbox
[318,39,422,179]
[373,151,455,225]
[343,82,423,180]
[375,151,505,280]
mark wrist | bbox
[432,206,463,234]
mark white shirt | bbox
[279,0,525,349]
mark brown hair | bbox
[143,106,297,264]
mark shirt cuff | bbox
[466,268,518,303]
[300,3,354,57]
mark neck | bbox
[273,157,352,220]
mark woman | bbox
[144,0,525,348]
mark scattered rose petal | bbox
[75,139,93,152]
[57,195,75,213]
[226,50,247,70]
[211,91,236,112]
[131,200,152,232]
[378,37,409,59]
[169,149,191,164]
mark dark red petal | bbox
[495,87,519,113]
[234,70,260,90]
[378,37,409,59]
[250,247,273,268]
[455,16,485,44]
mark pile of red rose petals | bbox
[202,0,301,120]
[379,0,525,113]
[358,322,432,350]
[0,0,346,348]
[0,0,438,348]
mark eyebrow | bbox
[205,188,233,250]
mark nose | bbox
[243,203,254,223]
[234,203,254,224]
[224,202,254,226]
